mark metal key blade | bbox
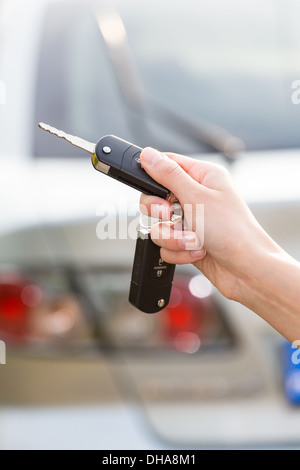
[38,122,96,154]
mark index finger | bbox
[164,152,221,185]
[140,193,172,220]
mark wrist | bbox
[231,226,285,304]
[234,244,300,342]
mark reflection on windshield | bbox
[120,0,300,151]
[35,0,300,157]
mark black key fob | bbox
[129,228,176,313]
[93,136,176,314]
[38,124,177,315]
[92,135,170,199]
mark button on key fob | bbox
[92,135,170,199]
[38,124,169,199]
[129,228,175,313]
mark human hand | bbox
[139,147,282,301]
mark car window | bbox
[117,0,300,151]
[35,2,131,157]
[35,0,300,156]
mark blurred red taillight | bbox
[104,273,220,352]
[0,273,86,346]
[163,275,213,353]
[0,277,32,342]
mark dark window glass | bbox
[35,2,131,157]
[35,0,300,156]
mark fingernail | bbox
[141,147,163,166]
[191,249,206,259]
[179,234,197,249]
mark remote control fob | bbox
[129,228,176,313]
[38,124,169,199]
[38,124,178,314]
[93,135,170,199]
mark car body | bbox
[1,0,300,449]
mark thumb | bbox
[140,147,198,201]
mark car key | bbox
[38,123,169,199]
[38,123,181,313]
[129,227,176,313]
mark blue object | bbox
[282,340,300,405]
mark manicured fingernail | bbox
[141,147,163,166]
[179,234,197,249]
[191,249,206,259]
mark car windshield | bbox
[35,0,300,157]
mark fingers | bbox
[160,247,206,265]
[140,147,200,202]
[140,193,172,220]
[139,148,211,267]
[164,152,232,190]
[164,151,217,170]
[151,222,202,251]
[150,222,206,265]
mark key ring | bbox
[129,193,182,313]
[139,193,184,233]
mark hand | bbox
[139,147,282,301]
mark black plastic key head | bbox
[93,135,170,199]
[129,229,176,313]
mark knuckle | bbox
[160,248,174,264]
[212,162,231,178]
[139,202,149,215]
[218,165,231,178]
[139,193,147,204]
[139,195,150,213]
[164,161,183,178]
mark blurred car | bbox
[1,0,300,449]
